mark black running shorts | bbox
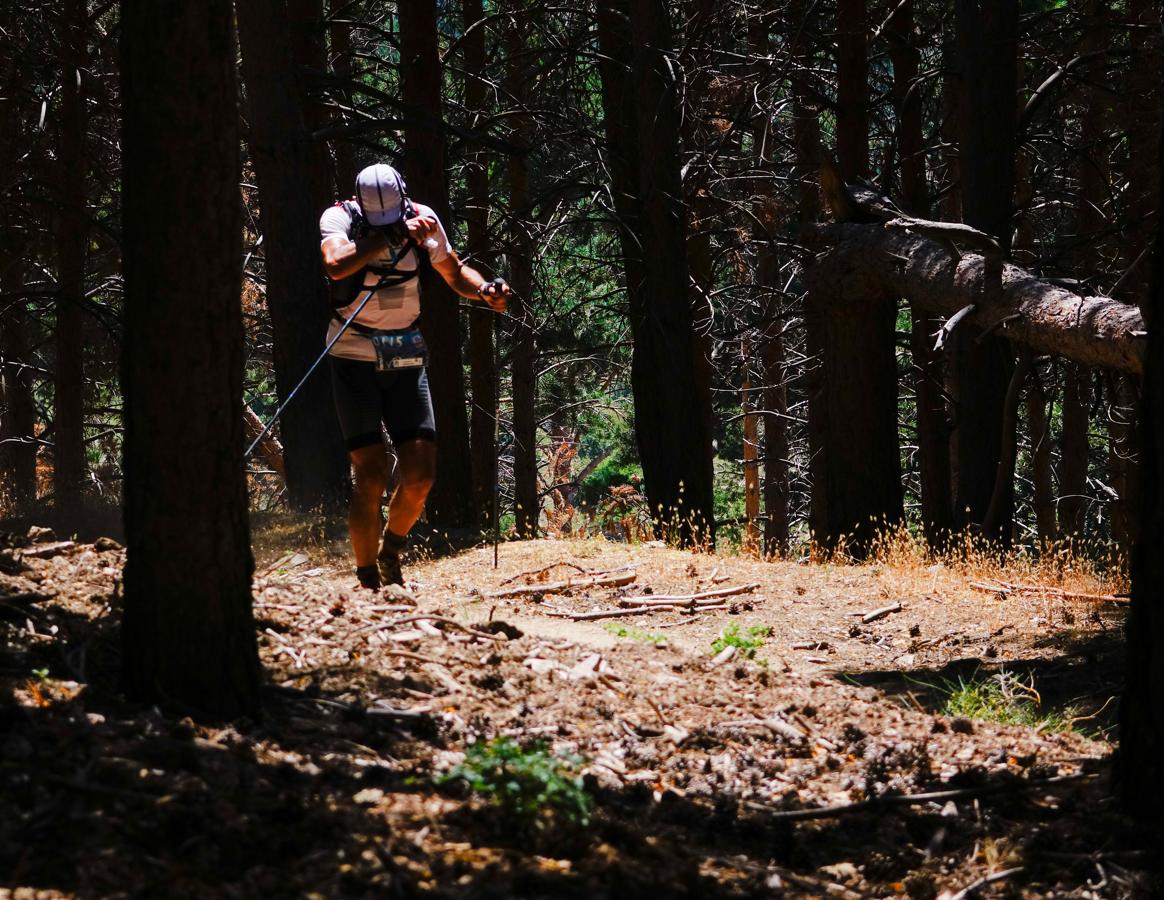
[329,356,436,452]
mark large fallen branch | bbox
[803,222,1145,374]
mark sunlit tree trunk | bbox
[507,9,538,539]
[121,0,260,717]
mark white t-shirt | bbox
[319,200,453,361]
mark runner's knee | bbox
[351,452,389,498]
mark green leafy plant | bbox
[939,670,1080,733]
[436,737,590,830]
[603,623,668,645]
[710,623,772,659]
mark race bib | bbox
[371,327,428,372]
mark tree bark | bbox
[891,0,952,544]
[238,0,350,513]
[804,221,1146,375]
[398,1,474,527]
[286,0,335,213]
[804,249,903,552]
[0,16,37,510]
[328,9,358,193]
[120,0,260,717]
[1116,87,1164,818]
[954,0,1018,540]
[1058,362,1091,537]
[507,10,538,539]
[1026,364,1057,544]
[53,0,88,509]
[596,0,715,545]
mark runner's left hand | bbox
[478,278,510,313]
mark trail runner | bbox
[320,163,508,590]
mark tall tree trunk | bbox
[596,0,714,545]
[1058,362,1091,537]
[238,0,350,512]
[954,0,1018,541]
[0,19,37,510]
[789,0,826,544]
[53,0,88,509]
[1106,373,1140,549]
[812,0,901,552]
[747,9,790,554]
[891,0,952,544]
[1122,0,1161,313]
[742,336,760,553]
[120,0,260,717]
[398,1,474,527]
[507,11,538,539]
[1116,90,1164,819]
[462,0,496,531]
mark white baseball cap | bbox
[355,164,407,226]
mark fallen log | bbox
[803,222,1145,374]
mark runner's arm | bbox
[321,233,391,280]
[433,252,509,312]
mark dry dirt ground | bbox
[0,521,1158,899]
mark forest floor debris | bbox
[0,524,1158,897]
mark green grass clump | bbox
[436,737,590,830]
[603,623,668,645]
[940,670,1079,733]
[711,623,772,660]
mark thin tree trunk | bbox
[53,0,88,509]
[789,0,825,543]
[1122,0,1161,314]
[1058,362,1091,538]
[742,336,760,553]
[0,19,36,510]
[891,0,951,544]
[238,0,350,512]
[120,0,260,717]
[507,11,538,539]
[596,0,715,545]
[462,0,496,531]
[1106,373,1139,549]
[954,0,1018,541]
[747,9,789,554]
[398,1,474,527]
[1026,364,1057,544]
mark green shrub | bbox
[436,737,590,830]
[710,623,771,659]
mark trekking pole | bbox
[245,265,401,459]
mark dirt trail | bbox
[0,528,1155,898]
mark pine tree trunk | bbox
[53,0,88,509]
[0,23,37,510]
[1116,93,1164,818]
[507,12,538,539]
[462,0,497,531]
[953,0,1017,541]
[238,0,350,512]
[329,12,357,193]
[1058,362,1091,538]
[120,0,260,717]
[891,0,951,545]
[398,1,474,527]
[835,0,868,179]
[596,0,715,545]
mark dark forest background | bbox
[2,0,1159,557]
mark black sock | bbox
[379,529,407,558]
[355,565,380,589]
